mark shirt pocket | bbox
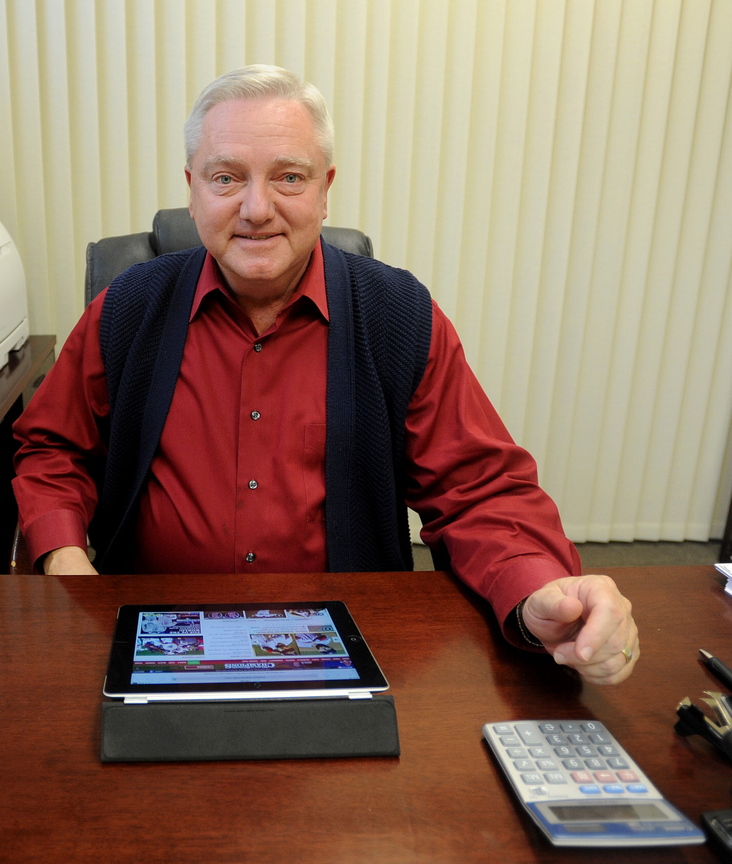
[302,424,326,522]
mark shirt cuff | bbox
[484,554,575,649]
[21,509,89,572]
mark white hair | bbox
[184,65,334,167]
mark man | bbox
[13,65,638,685]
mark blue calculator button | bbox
[603,784,625,794]
[579,785,601,794]
[625,784,648,794]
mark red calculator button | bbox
[593,770,616,783]
[571,771,593,783]
[616,769,639,783]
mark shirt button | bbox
[250,410,261,420]
[248,479,258,490]
[245,552,256,563]
[253,343,263,352]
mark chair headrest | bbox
[152,208,202,253]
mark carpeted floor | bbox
[412,540,722,571]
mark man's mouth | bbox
[238,234,278,241]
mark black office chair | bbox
[85,208,374,304]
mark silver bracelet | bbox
[515,599,543,648]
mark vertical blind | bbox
[2,0,732,543]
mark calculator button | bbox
[544,772,567,784]
[588,732,611,744]
[574,745,595,757]
[625,784,648,794]
[513,759,534,771]
[554,746,573,757]
[603,784,625,794]
[562,758,583,770]
[606,757,629,770]
[560,722,581,732]
[545,733,568,746]
[539,722,560,733]
[505,748,527,759]
[527,746,551,758]
[520,773,543,785]
[593,770,615,783]
[595,745,618,756]
[566,733,588,744]
[514,723,544,745]
[493,724,514,735]
[579,785,601,794]
[571,771,593,783]
[580,721,605,733]
[616,769,639,783]
[584,758,605,770]
[499,736,520,746]
[535,759,558,771]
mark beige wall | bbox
[2,0,732,543]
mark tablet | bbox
[103,602,389,703]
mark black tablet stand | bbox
[101,695,400,762]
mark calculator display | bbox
[548,803,667,822]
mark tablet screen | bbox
[103,602,389,702]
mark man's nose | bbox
[239,180,275,223]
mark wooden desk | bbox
[2,567,730,863]
[0,334,55,565]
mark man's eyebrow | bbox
[201,154,318,173]
[271,155,318,172]
[201,155,245,173]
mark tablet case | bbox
[101,696,400,762]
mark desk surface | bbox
[2,567,730,863]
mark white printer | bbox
[0,220,29,369]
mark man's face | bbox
[186,98,336,303]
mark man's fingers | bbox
[522,574,639,685]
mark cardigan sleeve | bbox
[404,301,581,644]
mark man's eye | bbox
[216,174,233,185]
[284,173,301,183]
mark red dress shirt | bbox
[13,243,580,637]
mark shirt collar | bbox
[190,239,329,323]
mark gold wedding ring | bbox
[621,646,633,665]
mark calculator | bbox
[482,720,705,847]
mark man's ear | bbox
[185,166,194,218]
[323,165,336,218]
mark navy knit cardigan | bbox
[91,240,433,574]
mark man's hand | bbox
[43,545,99,575]
[521,574,638,685]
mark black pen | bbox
[700,649,732,693]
